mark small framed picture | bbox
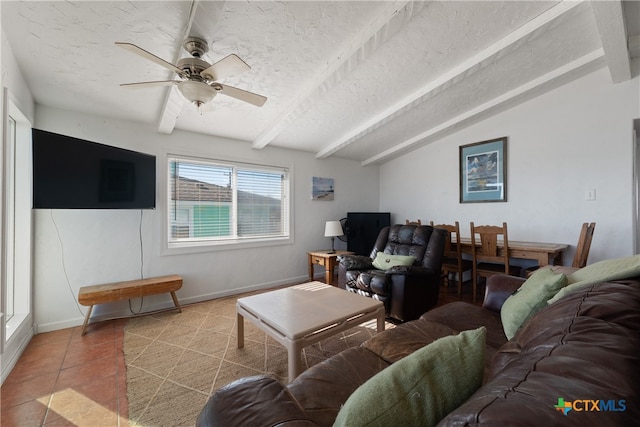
[312,177,334,200]
[459,137,507,203]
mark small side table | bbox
[307,250,354,286]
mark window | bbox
[167,156,290,249]
[4,117,16,321]
[2,97,33,349]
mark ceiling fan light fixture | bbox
[177,80,217,106]
[116,39,267,109]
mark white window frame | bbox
[1,93,34,382]
[163,153,293,254]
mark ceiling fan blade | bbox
[120,80,180,88]
[217,84,267,107]
[200,54,251,81]
[115,42,184,76]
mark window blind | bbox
[168,156,289,244]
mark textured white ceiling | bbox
[2,1,637,165]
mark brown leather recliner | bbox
[338,224,446,322]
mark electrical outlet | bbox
[585,189,596,201]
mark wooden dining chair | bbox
[572,222,596,268]
[430,221,473,297]
[470,222,520,302]
[526,222,596,277]
[405,219,422,225]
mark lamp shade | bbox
[324,220,344,237]
[177,80,217,105]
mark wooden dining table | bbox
[458,237,569,267]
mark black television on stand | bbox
[345,212,391,256]
[32,129,156,209]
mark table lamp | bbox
[324,220,344,253]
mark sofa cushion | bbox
[363,318,457,363]
[500,268,568,339]
[420,301,507,351]
[333,327,486,427]
[287,347,390,426]
[548,254,640,304]
[372,253,416,270]
[441,280,640,426]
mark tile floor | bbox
[0,280,481,427]
[1,319,129,426]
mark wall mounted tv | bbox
[32,129,156,209]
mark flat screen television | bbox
[32,129,156,209]
[346,212,391,256]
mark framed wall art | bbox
[312,176,334,200]
[459,137,507,203]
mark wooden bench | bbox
[78,275,183,335]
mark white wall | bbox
[32,106,380,332]
[381,67,640,265]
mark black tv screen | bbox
[32,129,156,209]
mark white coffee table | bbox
[236,281,385,382]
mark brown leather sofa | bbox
[196,268,640,426]
[338,224,447,322]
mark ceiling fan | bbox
[115,37,267,111]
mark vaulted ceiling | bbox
[2,1,638,165]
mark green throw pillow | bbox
[372,253,416,270]
[500,268,568,340]
[333,327,486,427]
[548,254,640,304]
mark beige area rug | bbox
[123,289,392,426]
